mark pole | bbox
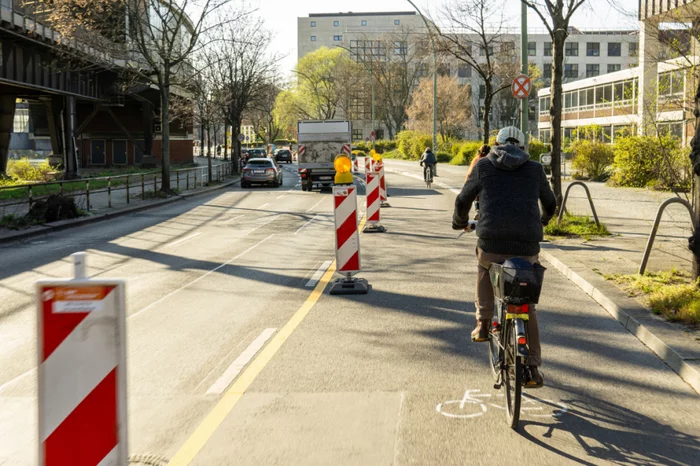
[520,1,529,149]
[407,0,437,154]
[371,66,375,149]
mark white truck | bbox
[297,120,352,191]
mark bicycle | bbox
[461,222,546,429]
[422,163,434,188]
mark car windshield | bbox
[278,150,290,155]
[247,160,273,167]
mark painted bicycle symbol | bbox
[436,389,568,420]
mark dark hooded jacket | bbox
[452,144,557,256]
[420,149,437,165]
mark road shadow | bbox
[518,393,700,465]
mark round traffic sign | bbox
[512,74,532,100]
[238,134,245,142]
[370,130,376,141]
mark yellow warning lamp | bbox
[371,150,383,163]
[334,154,353,185]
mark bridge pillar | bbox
[63,96,79,178]
[0,95,16,176]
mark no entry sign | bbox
[512,74,532,99]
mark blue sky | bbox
[251,0,637,74]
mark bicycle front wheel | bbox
[488,320,500,380]
[503,321,522,429]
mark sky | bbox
[249,0,637,76]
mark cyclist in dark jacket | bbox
[419,148,437,181]
[452,126,557,388]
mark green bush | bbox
[396,130,433,160]
[570,139,614,181]
[354,141,370,152]
[382,150,403,159]
[528,138,548,162]
[611,135,691,190]
[436,151,452,163]
[450,141,481,165]
[374,139,397,154]
[7,158,55,182]
[352,150,367,158]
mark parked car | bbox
[275,149,292,164]
[241,158,283,188]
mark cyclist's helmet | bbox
[495,126,525,147]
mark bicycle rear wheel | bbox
[488,320,500,379]
[503,321,522,429]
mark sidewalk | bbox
[557,181,694,275]
[0,159,239,244]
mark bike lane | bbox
[176,172,700,465]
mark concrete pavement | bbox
[0,161,698,465]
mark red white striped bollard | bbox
[330,165,369,294]
[364,156,373,175]
[375,160,391,208]
[363,169,386,233]
[37,252,127,465]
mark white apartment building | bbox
[297,12,639,141]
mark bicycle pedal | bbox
[493,383,502,390]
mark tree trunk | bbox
[483,84,492,145]
[690,78,700,281]
[233,119,242,172]
[160,75,171,192]
[207,125,212,184]
[550,29,567,205]
[223,123,229,161]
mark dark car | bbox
[241,158,283,188]
[275,149,292,164]
[246,149,267,159]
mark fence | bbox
[0,162,234,216]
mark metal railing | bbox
[558,181,601,227]
[0,162,234,214]
[638,198,696,275]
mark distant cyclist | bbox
[452,126,557,388]
[419,147,437,182]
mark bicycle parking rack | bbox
[638,197,696,275]
[557,181,601,228]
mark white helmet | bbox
[496,126,525,146]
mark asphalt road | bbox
[0,161,698,465]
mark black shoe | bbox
[471,320,489,342]
[524,366,544,389]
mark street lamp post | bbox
[520,1,529,149]
[406,0,437,155]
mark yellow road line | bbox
[166,261,337,465]
[167,212,368,465]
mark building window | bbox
[393,41,407,56]
[607,64,621,73]
[334,21,339,27]
[565,42,578,56]
[564,64,578,78]
[13,108,29,133]
[352,129,363,141]
[311,21,316,27]
[586,64,599,77]
[333,35,342,41]
[544,42,552,56]
[394,19,400,25]
[528,42,536,56]
[479,45,494,56]
[376,129,384,139]
[458,65,471,78]
[587,42,600,56]
[659,70,685,96]
[608,42,621,57]
[502,41,515,54]
[540,129,551,144]
[311,36,316,41]
[438,63,451,76]
[361,20,367,26]
[629,42,638,57]
[479,84,485,99]
[543,63,552,80]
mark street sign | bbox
[370,130,376,141]
[512,74,532,100]
[540,153,552,166]
[238,134,245,142]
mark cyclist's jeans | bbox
[475,248,542,367]
[424,164,434,181]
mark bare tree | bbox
[520,0,587,204]
[246,79,284,146]
[211,18,276,169]
[406,75,471,140]
[439,0,520,144]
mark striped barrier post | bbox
[330,155,370,295]
[363,170,386,233]
[375,160,391,208]
[37,252,127,465]
[364,156,373,175]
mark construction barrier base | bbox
[363,223,387,233]
[329,277,370,295]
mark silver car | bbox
[241,158,283,188]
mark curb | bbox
[0,177,240,245]
[540,242,700,395]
